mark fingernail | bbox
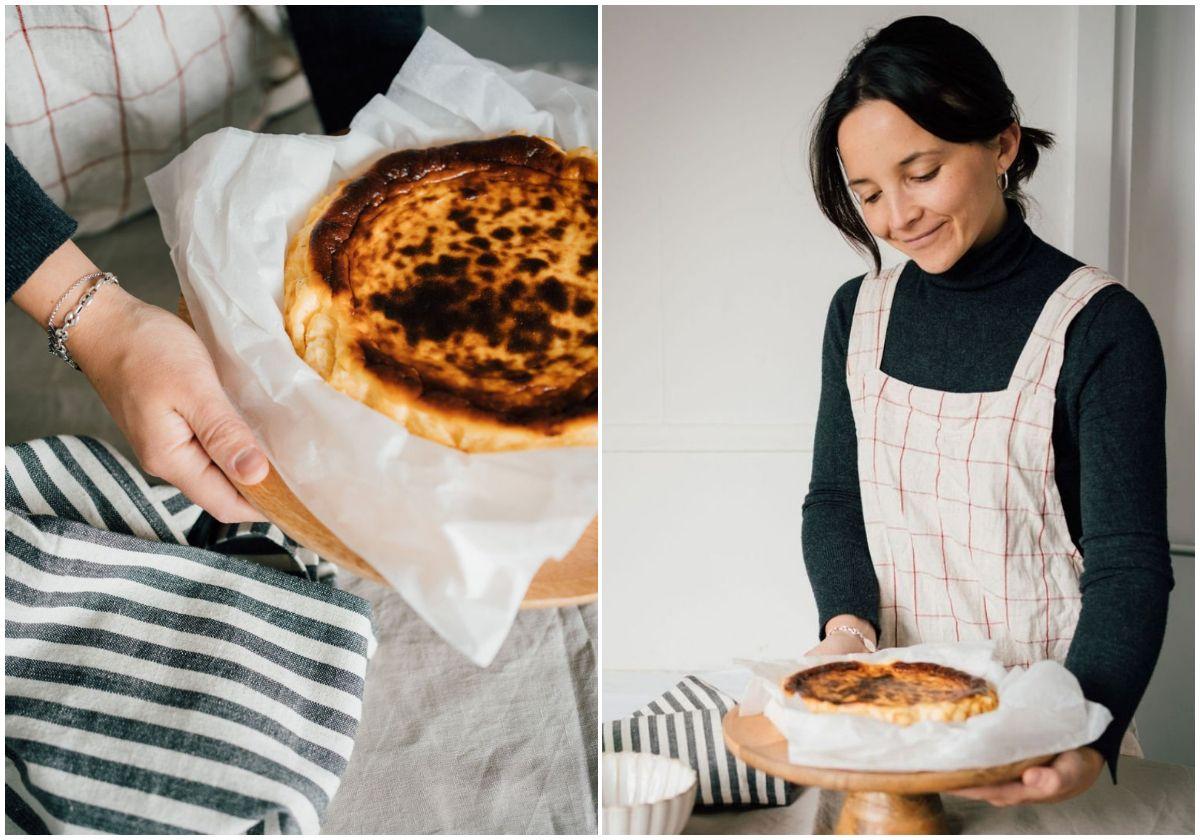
[232,447,268,483]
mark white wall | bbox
[1112,4,1195,768]
[1123,6,1195,547]
[602,4,1194,763]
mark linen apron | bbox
[846,263,1141,757]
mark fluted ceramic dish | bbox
[602,752,697,835]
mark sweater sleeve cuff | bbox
[1090,724,1125,784]
[6,145,77,300]
[816,604,882,643]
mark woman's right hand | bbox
[804,614,878,656]
[70,287,268,523]
[804,632,873,657]
[12,241,267,523]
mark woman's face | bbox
[836,99,1018,274]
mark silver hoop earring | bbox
[998,170,1009,192]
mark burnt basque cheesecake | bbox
[283,135,598,453]
[783,661,999,726]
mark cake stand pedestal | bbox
[723,710,1052,834]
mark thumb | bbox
[1026,760,1066,795]
[182,381,269,486]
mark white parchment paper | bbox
[145,29,597,666]
[738,642,1112,771]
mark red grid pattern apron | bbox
[4,6,294,233]
[846,262,1141,755]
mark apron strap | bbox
[846,263,905,378]
[1006,267,1123,395]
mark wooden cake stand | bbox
[178,297,597,608]
[723,710,1053,835]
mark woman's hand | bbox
[804,632,872,657]
[69,287,268,523]
[947,747,1104,807]
[13,241,267,523]
[804,614,878,656]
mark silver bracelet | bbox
[47,272,119,370]
[828,624,877,653]
[46,271,105,330]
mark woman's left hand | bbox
[947,747,1104,807]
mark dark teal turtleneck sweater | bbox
[802,200,1172,780]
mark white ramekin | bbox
[601,751,698,835]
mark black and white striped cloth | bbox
[602,676,799,807]
[5,436,376,834]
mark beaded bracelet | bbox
[46,272,120,370]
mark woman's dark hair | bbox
[809,15,1055,272]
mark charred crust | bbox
[312,135,590,291]
[307,136,598,431]
[783,661,992,705]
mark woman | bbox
[801,16,1172,806]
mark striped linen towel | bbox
[5,436,376,834]
[602,676,799,807]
